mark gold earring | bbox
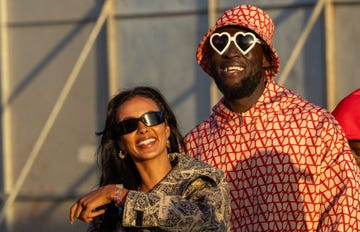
[118,150,127,159]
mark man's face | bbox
[208,26,266,101]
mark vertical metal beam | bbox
[0,0,14,230]
[325,0,336,111]
[106,0,119,98]
[208,0,221,108]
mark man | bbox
[185,4,360,231]
[332,88,360,168]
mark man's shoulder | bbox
[184,116,216,141]
[277,85,330,116]
[267,82,337,126]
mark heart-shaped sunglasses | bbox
[114,111,165,136]
[210,31,262,56]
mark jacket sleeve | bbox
[121,176,230,231]
[316,117,360,231]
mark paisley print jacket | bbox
[88,153,230,232]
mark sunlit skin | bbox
[349,140,360,168]
[69,96,172,224]
[209,26,270,113]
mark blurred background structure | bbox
[0,0,359,231]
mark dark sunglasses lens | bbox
[236,34,255,51]
[115,112,165,136]
[142,112,165,126]
[211,35,229,52]
[117,118,138,135]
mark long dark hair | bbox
[96,86,185,189]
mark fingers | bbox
[69,200,87,224]
[71,199,89,223]
[69,199,107,224]
[69,202,79,224]
[69,185,115,224]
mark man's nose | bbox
[222,42,241,57]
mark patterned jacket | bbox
[185,79,360,231]
[88,153,230,232]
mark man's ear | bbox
[262,54,271,68]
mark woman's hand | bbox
[69,184,117,224]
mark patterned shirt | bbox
[88,153,230,232]
[185,80,360,231]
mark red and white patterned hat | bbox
[196,4,280,78]
[332,88,360,140]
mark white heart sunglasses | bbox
[210,31,262,56]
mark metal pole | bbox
[277,0,326,86]
[208,0,221,108]
[106,0,119,98]
[0,0,14,230]
[325,0,336,111]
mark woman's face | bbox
[116,96,170,162]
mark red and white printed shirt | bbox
[185,80,360,231]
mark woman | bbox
[69,86,230,231]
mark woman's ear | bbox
[117,140,125,152]
[114,142,121,152]
[165,122,171,139]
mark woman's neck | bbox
[135,154,172,192]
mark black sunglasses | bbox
[114,111,165,136]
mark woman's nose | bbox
[137,121,148,134]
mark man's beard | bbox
[214,70,263,101]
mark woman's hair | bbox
[96,86,185,189]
